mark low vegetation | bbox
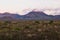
[0,20,60,40]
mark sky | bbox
[0,0,60,15]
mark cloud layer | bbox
[0,0,60,15]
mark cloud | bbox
[0,0,60,15]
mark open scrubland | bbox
[0,20,60,40]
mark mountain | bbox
[21,11,54,20]
[0,11,60,20]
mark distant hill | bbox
[0,11,60,20]
[0,12,21,20]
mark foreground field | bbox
[0,20,60,40]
